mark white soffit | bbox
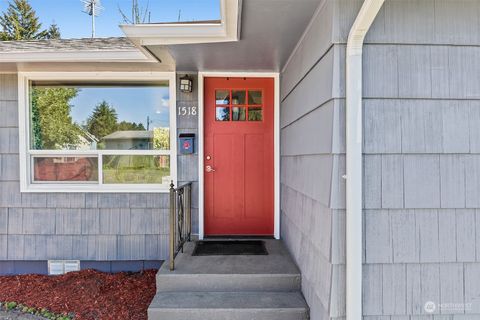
[146,0,321,72]
[120,0,241,45]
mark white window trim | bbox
[18,71,177,193]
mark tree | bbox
[86,101,118,139]
[0,0,60,40]
[119,0,151,24]
[30,92,43,149]
[31,87,80,149]
[117,121,145,131]
[46,23,61,39]
[153,127,170,150]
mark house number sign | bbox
[178,106,197,116]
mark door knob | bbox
[205,165,216,173]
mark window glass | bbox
[102,155,170,184]
[30,82,170,151]
[248,107,263,121]
[248,90,262,105]
[33,156,98,183]
[231,90,246,105]
[216,107,230,121]
[27,80,173,187]
[232,107,246,121]
[215,90,229,105]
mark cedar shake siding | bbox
[281,0,480,319]
[342,0,480,319]
[280,1,344,319]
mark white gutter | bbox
[345,1,384,320]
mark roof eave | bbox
[121,0,241,46]
[0,50,154,63]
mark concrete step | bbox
[148,291,309,320]
[156,272,301,292]
[157,240,302,292]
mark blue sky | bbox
[1,1,218,129]
[0,0,220,38]
[70,86,171,128]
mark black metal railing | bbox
[169,181,192,271]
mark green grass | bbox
[103,167,169,184]
[102,155,170,184]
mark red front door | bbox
[204,77,274,236]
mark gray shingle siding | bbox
[280,1,341,319]
[281,0,480,318]
[0,73,199,273]
[331,0,480,318]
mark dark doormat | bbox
[192,240,268,256]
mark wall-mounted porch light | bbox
[179,75,193,93]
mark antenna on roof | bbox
[81,0,104,38]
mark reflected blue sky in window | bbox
[0,0,221,39]
[70,86,170,128]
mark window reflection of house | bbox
[102,130,153,150]
[69,129,98,150]
[33,157,98,182]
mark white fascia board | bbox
[137,36,235,46]
[0,50,154,63]
[121,23,227,38]
[121,0,240,46]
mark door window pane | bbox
[102,155,170,184]
[216,107,230,121]
[232,107,246,121]
[215,90,230,104]
[231,90,246,105]
[248,107,263,121]
[33,156,98,182]
[248,90,262,105]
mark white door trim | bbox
[197,72,280,240]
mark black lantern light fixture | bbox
[179,75,193,93]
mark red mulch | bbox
[0,269,157,320]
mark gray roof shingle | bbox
[0,37,138,53]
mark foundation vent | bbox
[48,260,80,275]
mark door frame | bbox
[198,72,280,239]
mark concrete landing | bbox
[148,240,309,320]
[162,240,300,274]
[156,240,302,292]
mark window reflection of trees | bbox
[216,107,230,121]
[30,86,167,151]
